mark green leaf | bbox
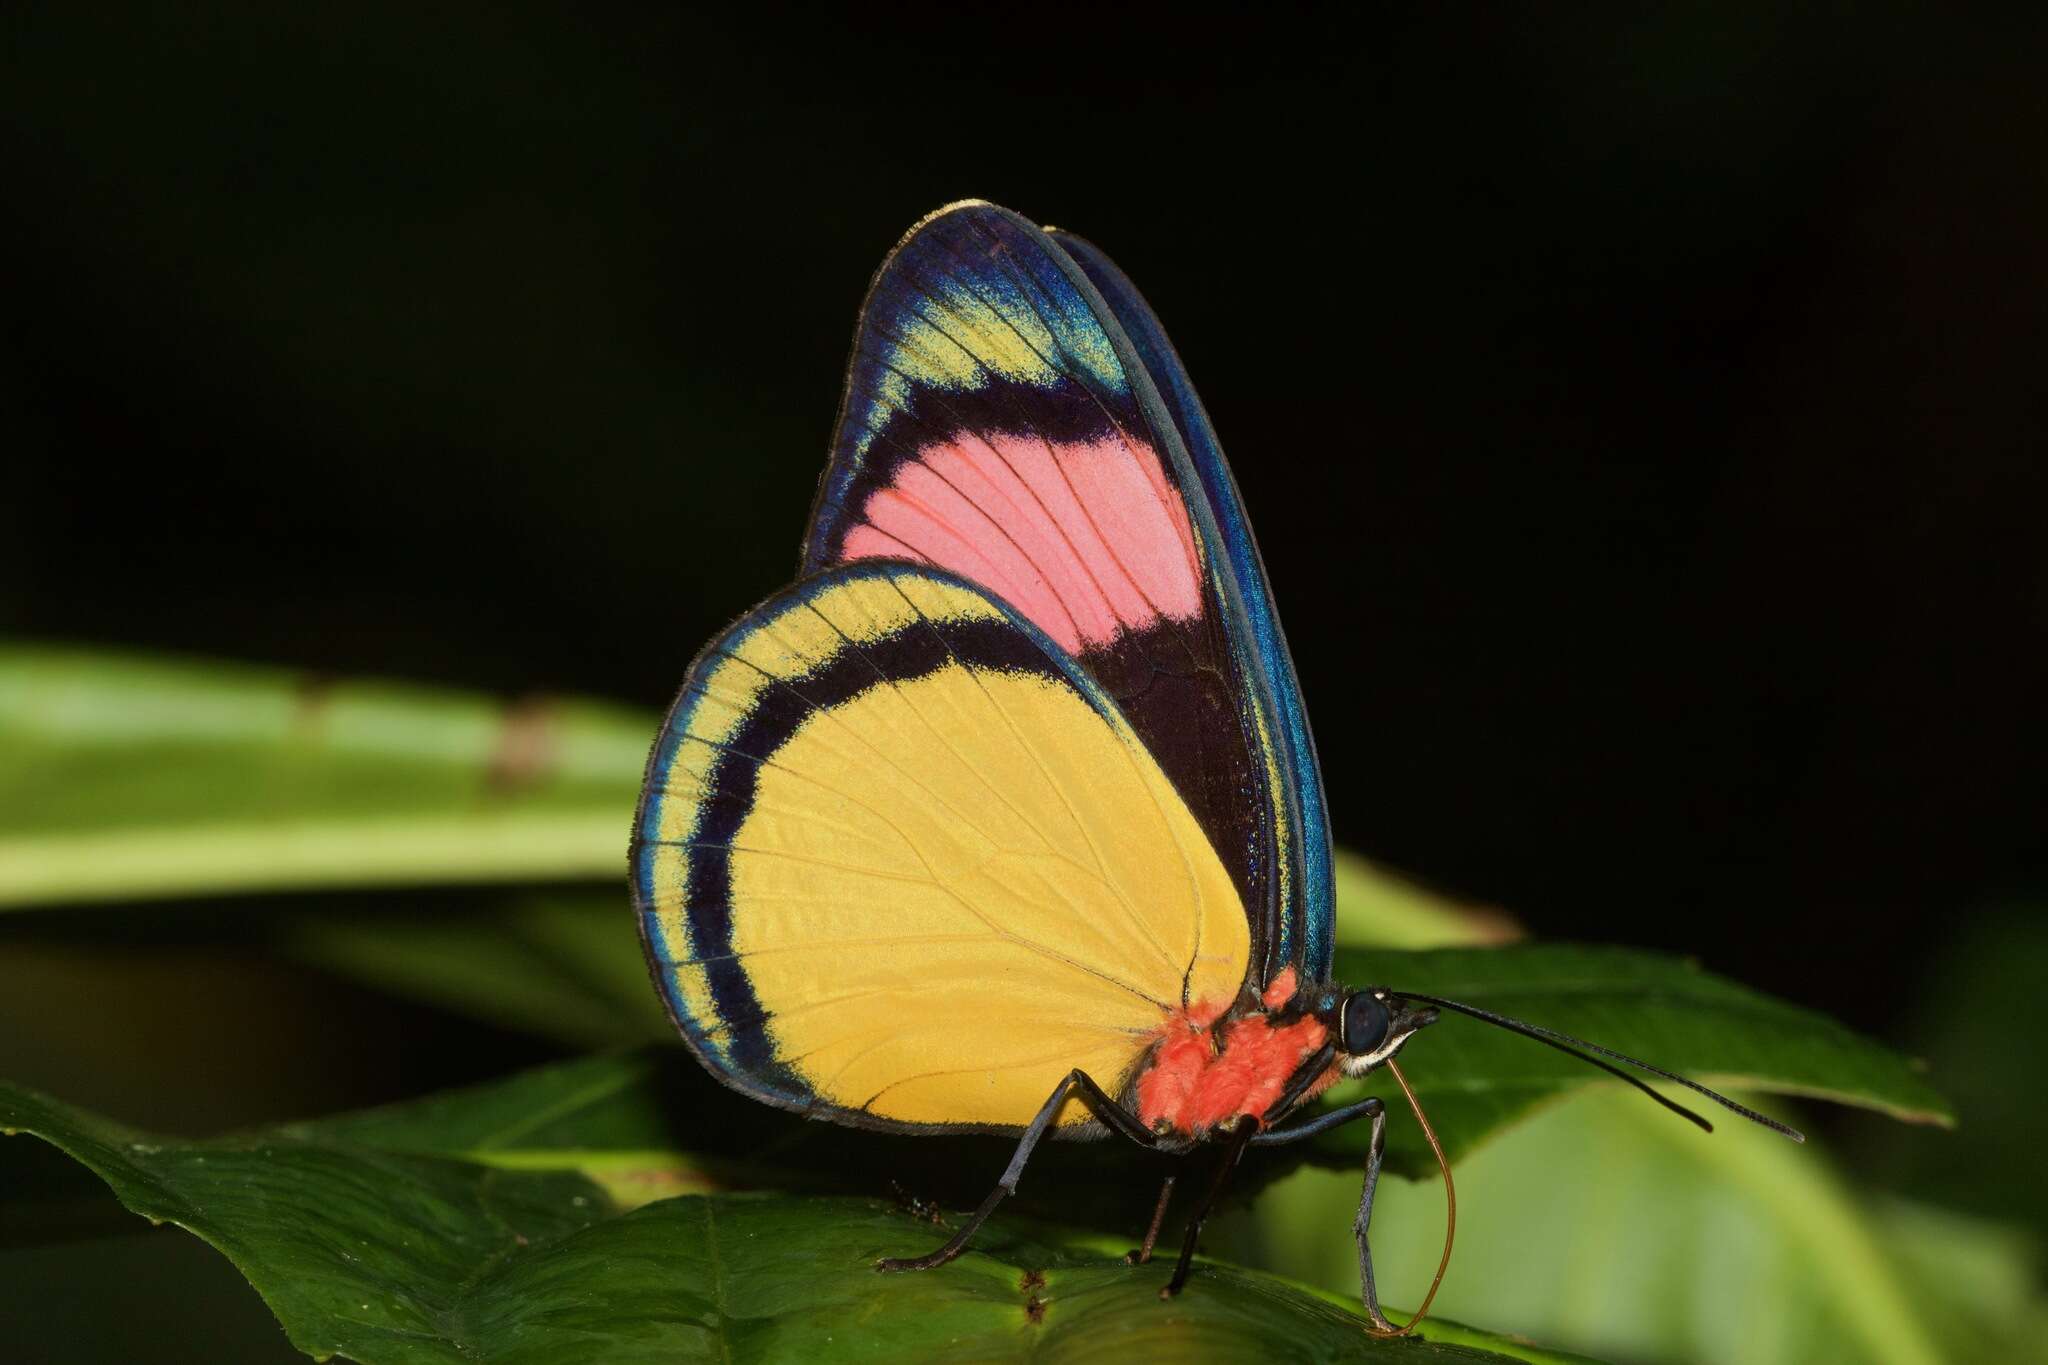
[1872,1197,2048,1363]
[1256,1088,1962,1365]
[1,1063,1597,1364]
[0,646,652,907]
[1307,944,1951,1176]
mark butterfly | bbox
[630,201,1799,1334]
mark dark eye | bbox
[1342,992,1390,1055]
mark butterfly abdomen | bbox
[1136,985,1334,1138]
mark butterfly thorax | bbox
[1134,967,1342,1139]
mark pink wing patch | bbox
[838,433,1202,656]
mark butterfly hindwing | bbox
[803,201,1319,988]
[631,562,1251,1134]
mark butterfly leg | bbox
[876,1068,1158,1274]
[1249,1097,1384,1147]
[1160,1116,1257,1299]
[1349,1099,1398,1334]
[1239,1096,1398,1329]
[1124,1172,1177,1264]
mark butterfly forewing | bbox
[803,201,1324,987]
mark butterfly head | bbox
[1330,988,1437,1078]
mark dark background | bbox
[5,6,2042,1052]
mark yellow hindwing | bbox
[634,565,1250,1129]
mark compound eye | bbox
[1342,992,1390,1055]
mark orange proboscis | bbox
[1366,1057,1457,1340]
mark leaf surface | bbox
[1309,944,1951,1176]
[0,1073,1594,1364]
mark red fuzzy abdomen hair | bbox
[1134,969,1334,1137]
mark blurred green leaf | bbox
[1,1063,1595,1364]
[1859,902,2048,1239]
[1256,1087,1975,1365]
[1303,944,1949,1178]
[281,895,671,1048]
[0,1226,306,1363]
[0,646,651,907]
[1331,851,1521,949]
[1874,1197,2048,1363]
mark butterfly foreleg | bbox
[875,1068,1160,1274]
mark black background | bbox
[6,4,2043,1048]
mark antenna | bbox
[1390,991,1806,1143]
